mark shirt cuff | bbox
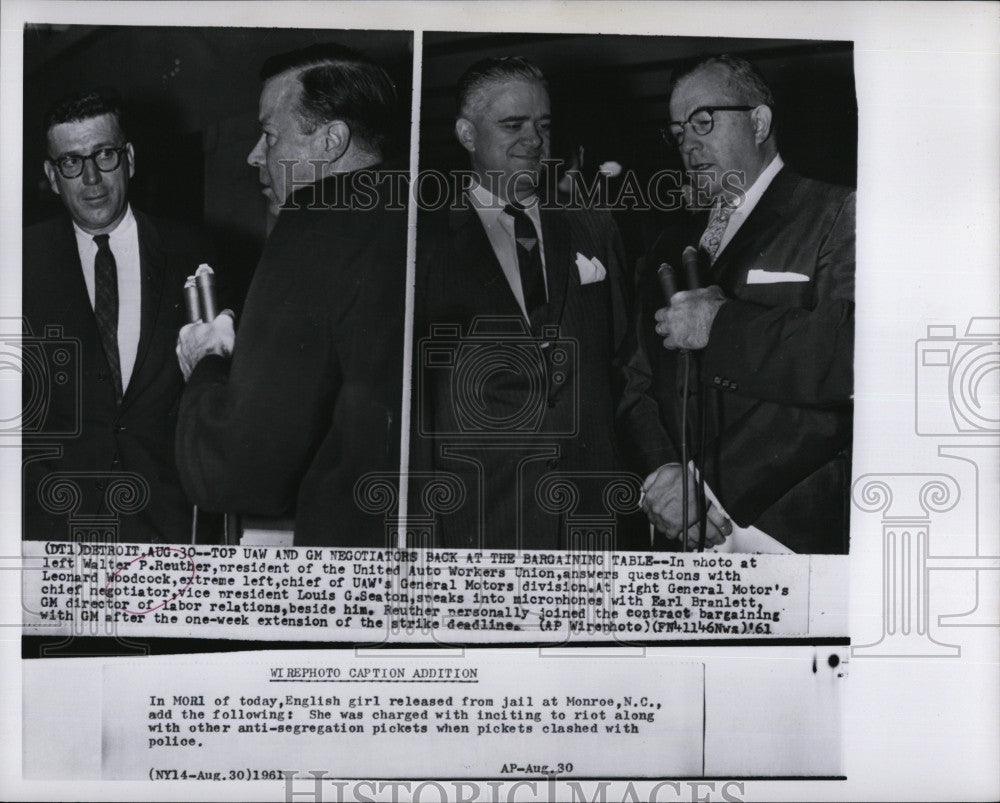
[188,353,230,386]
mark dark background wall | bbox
[420,32,857,266]
[24,27,856,297]
[23,25,414,308]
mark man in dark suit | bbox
[620,55,855,554]
[175,44,405,547]
[22,90,208,543]
[416,57,636,551]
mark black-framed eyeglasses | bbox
[47,145,129,179]
[660,106,755,145]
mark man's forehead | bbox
[479,79,550,116]
[47,113,123,151]
[670,65,737,113]
[259,71,302,119]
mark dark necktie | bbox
[503,203,547,318]
[93,234,123,401]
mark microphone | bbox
[183,276,200,324]
[183,264,220,324]
[657,261,679,304]
[195,264,218,322]
[681,246,701,291]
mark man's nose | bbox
[523,125,544,148]
[81,157,102,185]
[247,134,265,168]
[680,131,703,160]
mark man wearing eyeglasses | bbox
[620,54,855,554]
[22,90,209,542]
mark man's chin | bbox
[509,171,540,201]
[73,207,126,235]
[262,190,282,218]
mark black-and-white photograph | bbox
[413,32,856,554]
[20,25,413,546]
[3,2,998,801]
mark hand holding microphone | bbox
[177,264,234,381]
[654,246,726,351]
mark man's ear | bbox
[323,120,351,161]
[750,105,774,145]
[455,117,477,155]
[43,160,61,196]
[125,142,136,179]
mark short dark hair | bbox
[42,90,126,145]
[456,56,548,119]
[260,43,397,154]
[669,54,775,109]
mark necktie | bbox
[503,203,547,318]
[699,199,736,263]
[93,234,123,401]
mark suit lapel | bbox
[449,203,523,319]
[124,211,166,408]
[47,219,98,335]
[44,219,121,392]
[539,208,571,329]
[711,168,800,287]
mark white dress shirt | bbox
[72,205,142,391]
[469,181,548,321]
[716,153,784,256]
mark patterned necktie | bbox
[699,199,736,263]
[93,234,123,401]
[504,203,547,318]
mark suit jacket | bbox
[620,167,855,553]
[415,194,637,550]
[22,210,207,542]
[176,171,406,547]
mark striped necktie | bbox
[93,233,123,401]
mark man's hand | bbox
[176,310,235,381]
[641,463,733,549]
[654,285,726,350]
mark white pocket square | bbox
[746,269,810,284]
[575,253,607,285]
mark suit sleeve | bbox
[175,211,351,515]
[616,258,681,474]
[701,191,855,406]
[602,213,632,353]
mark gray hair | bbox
[670,54,775,108]
[456,56,548,119]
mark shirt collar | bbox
[469,179,541,229]
[731,154,783,215]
